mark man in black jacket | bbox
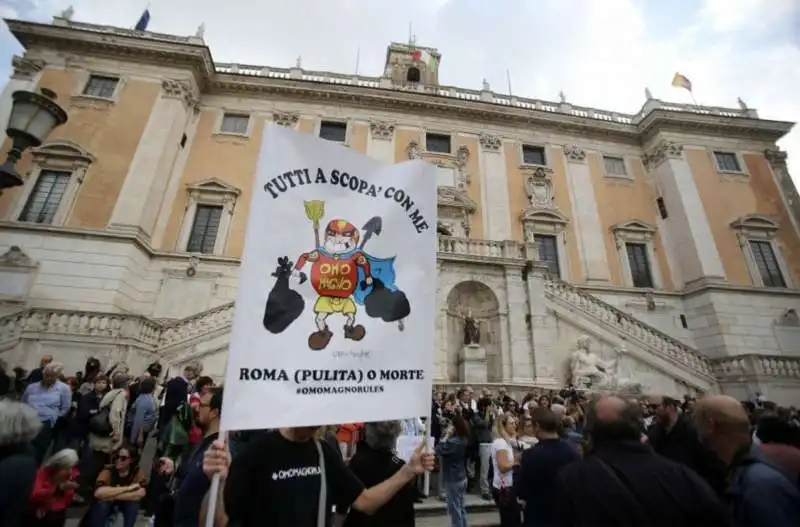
[158,362,202,435]
[647,395,727,495]
[555,396,729,527]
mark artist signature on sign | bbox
[332,349,372,360]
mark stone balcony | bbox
[437,236,533,266]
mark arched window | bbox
[406,67,421,83]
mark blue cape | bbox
[315,247,398,305]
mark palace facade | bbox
[1,15,799,403]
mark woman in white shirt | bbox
[490,413,522,527]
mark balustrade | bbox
[711,355,800,379]
[543,275,713,377]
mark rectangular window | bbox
[220,114,250,135]
[656,197,668,219]
[186,205,223,254]
[426,133,451,154]
[19,171,71,224]
[626,243,654,288]
[536,235,560,277]
[82,75,119,98]
[714,151,741,172]
[603,156,627,176]
[749,240,786,287]
[522,144,546,165]
[319,121,347,142]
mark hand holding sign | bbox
[407,439,435,475]
[203,439,231,481]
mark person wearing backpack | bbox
[694,395,800,527]
[84,373,129,500]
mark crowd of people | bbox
[2,355,800,527]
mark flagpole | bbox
[355,48,360,75]
[506,69,513,97]
[690,92,698,105]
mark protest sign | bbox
[395,435,436,463]
[220,123,437,430]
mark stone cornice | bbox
[4,18,795,143]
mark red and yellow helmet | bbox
[325,219,360,244]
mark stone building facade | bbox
[1,15,799,403]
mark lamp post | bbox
[0,88,68,192]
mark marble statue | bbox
[295,56,302,69]
[195,23,206,38]
[482,78,490,91]
[60,5,75,20]
[645,87,653,100]
[570,335,617,389]
[559,90,566,104]
[737,97,748,110]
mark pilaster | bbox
[562,145,610,283]
[764,148,800,238]
[366,120,396,164]
[504,266,534,383]
[478,133,511,240]
[526,263,559,387]
[109,79,197,238]
[644,140,726,287]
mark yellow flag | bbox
[671,72,692,92]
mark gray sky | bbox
[1,0,798,182]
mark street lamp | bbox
[0,88,68,191]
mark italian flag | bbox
[411,48,439,72]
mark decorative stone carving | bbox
[562,145,586,163]
[369,120,395,140]
[0,246,35,267]
[780,309,800,327]
[273,111,299,127]
[12,55,45,79]
[406,141,422,160]
[161,79,198,109]
[455,145,470,167]
[643,140,684,171]
[295,56,302,69]
[60,6,75,20]
[523,166,554,209]
[570,335,618,389]
[559,90,566,103]
[479,133,501,151]
[764,148,788,168]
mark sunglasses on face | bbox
[117,455,131,461]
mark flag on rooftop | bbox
[671,72,692,92]
[134,8,151,31]
[410,48,439,73]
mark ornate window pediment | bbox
[186,178,241,204]
[407,141,470,190]
[437,186,476,238]
[611,219,657,244]
[730,213,779,239]
[30,140,96,170]
[521,209,569,234]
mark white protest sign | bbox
[395,435,436,463]
[221,123,437,430]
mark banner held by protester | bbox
[221,122,437,431]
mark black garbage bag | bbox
[263,256,305,334]
[363,278,411,322]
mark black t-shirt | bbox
[224,430,365,527]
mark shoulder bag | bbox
[314,440,328,527]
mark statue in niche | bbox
[454,307,481,345]
[570,334,618,388]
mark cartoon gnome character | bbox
[293,219,373,350]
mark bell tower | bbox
[383,42,441,88]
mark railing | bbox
[543,275,714,378]
[438,236,526,261]
[214,61,752,125]
[711,355,800,380]
[0,303,235,353]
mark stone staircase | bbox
[543,274,717,388]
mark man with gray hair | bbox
[0,399,41,527]
[21,361,71,463]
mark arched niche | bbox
[445,280,501,382]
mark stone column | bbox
[644,141,726,287]
[505,265,534,383]
[562,145,610,283]
[108,79,198,239]
[526,263,559,387]
[478,133,512,241]
[366,120,396,164]
[765,149,800,236]
[0,56,45,132]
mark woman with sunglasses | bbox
[86,445,147,527]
